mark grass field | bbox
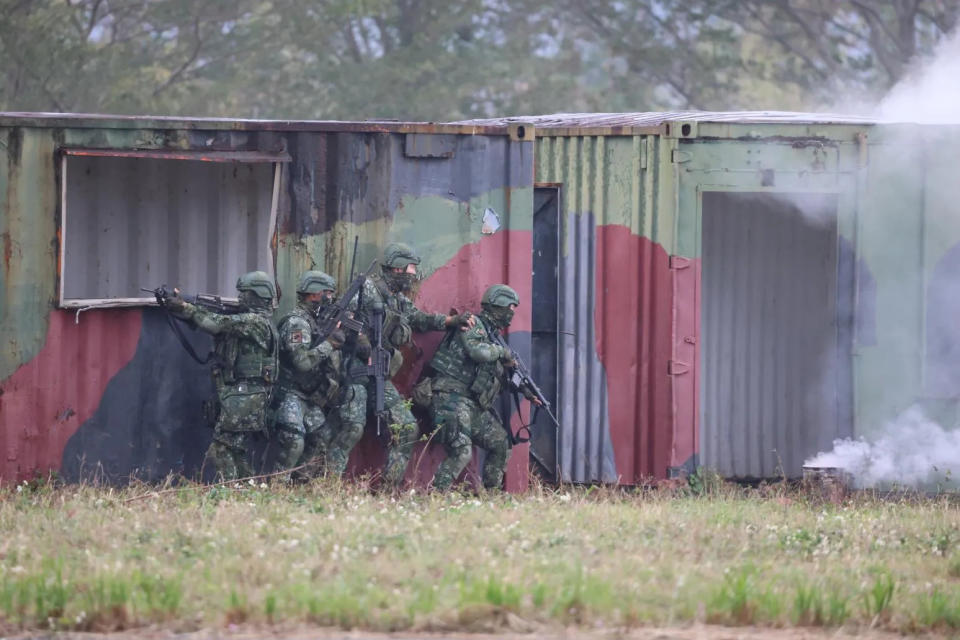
[0,476,958,636]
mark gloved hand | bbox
[355,334,372,361]
[326,329,346,349]
[165,290,187,313]
[446,311,474,329]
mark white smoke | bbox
[805,406,960,489]
[874,30,960,123]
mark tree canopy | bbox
[0,0,956,120]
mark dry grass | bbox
[0,475,958,635]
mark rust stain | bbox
[2,231,11,272]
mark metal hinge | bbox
[668,360,690,375]
[669,255,691,270]
[671,149,692,163]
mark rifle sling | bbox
[163,308,213,365]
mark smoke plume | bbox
[874,29,960,123]
[805,406,960,489]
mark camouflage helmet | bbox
[235,270,276,300]
[382,242,421,269]
[481,284,520,308]
[297,270,336,295]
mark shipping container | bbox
[3,111,958,486]
[0,113,535,489]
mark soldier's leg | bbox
[207,391,268,480]
[473,408,511,490]
[381,381,419,487]
[299,403,327,476]
[430,392,473,491]
[207,430,248,481]
[327,383,367,477]
[273,392,306,472]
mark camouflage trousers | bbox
[273,390,326,477]
[320,382,367,477]
[362,376,418,487]
[207,386,270,481]
[430,390,510,490]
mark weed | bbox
[862,570,895,620]
[708,566,755,624]
[915,588,960,628]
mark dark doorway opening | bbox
[529,187,561,481]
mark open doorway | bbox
[529,186,561,481]
[700,191,853,478]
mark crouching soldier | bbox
[345,242,473,487]
[274,271,345,479]
[166,271,279,481]
[427,284,526,491]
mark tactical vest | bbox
[212,312,279,390]
[371,277,412,350]
[277,306,341,404]
[429,315,504,409]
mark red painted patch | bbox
[593,226,678,481]
[347,230,533,492]
[0,309,142,482]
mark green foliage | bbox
[0,0,955,119]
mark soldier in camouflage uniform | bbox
[167,271,279,481]
[428,284,528,491]
[273,271,345,478]
[343,242,473,487]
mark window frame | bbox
[57,148,289,309]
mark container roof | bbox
[453,111,879,128]
[0,109,882,137]
[451,111,878,135]
[0,111,512,135]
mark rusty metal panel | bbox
[700,191,852,478]
[61,155,276,303]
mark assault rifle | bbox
[141,285,244,365]
[140,286,244,315]
[367,305,391,435]
[490,331,561,445]
[314,260,375,341]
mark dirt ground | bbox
[4,624,950,640]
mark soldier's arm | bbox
[281,316,335,373]
[177,302,236,335]
[182,304,274,351]
[461,324,506,363]
[404,297,450,333]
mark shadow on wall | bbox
[62,309,215,483]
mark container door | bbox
[529,186,561,480]
[699,191,854,477]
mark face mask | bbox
[313,293,335,316]
[239,290,271,311]
[384,270,416,293]
[484,305,514,329]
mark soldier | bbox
[166,271,279,481]
[342,242,473,487]
[428,284,535,491]
[273,271,345,479]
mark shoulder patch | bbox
[290,330,305,344]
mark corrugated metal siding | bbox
[700,191,851,477]
[0,128,59,381]
[62,156,275,301]
[536,135,676,483]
